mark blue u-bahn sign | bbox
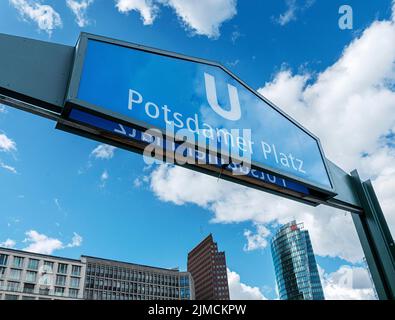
[61,33,335,201]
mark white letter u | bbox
[204,72,241,121]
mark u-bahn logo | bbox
[204,72,241,121]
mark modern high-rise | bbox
[82,256,194,300]
[187,234,230,300]
[271,221,325,300]
[0,247,86,300]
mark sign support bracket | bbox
[350,170,395,300]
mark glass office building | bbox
[82,256,194,300]
[271,221,325,300]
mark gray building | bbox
[0,248,195,300]
[82,256,194,300]
[0,248,86,300]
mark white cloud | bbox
[9,0,62,35]
[276,0,315,26]
[115,0,159,25]
[258,4,395,234]
[133,175,149,188]
[101,170,109,181]
[114,0,237,38]
[149,164,365,263]
[133,177,142,187]
[67,232,83,248]
[91,144,116,159]
[0,133,17,152]
[23,230,64,254]
[277,0,297,26]
[319,265,377,300]
[0,161,17,174]
[243,224,271,251]
[23,230,83,254]
[0,105,7,113]
[54,198,62,211]
[227,59,240,67]
[162,0,237,38]
[100,170,109,187]
[227,268,267,300]
[66,0,94,27]
[0,239,16,248]
[231,28,242,44]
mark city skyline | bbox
[0,245,195,300]
[1,0,394,300]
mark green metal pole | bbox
[350,170,395,300]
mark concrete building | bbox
[82,256,194,300]
[271,220,325,300]
[0,247,86,300]
[187,234,230,300]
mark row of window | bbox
[87,264,181,286]
[84,290,188,300]
[0,280,80,298]
[86,278,183,297]
[1,268,81,287]
[0,254,81,276]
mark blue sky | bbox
[1,0,395,300]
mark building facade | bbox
[271,221,325,300]
[0,248,86,300]
[187,234,230,300]
[82,256,194,300]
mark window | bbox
[0,267,6,278]
[7,281,20,292]
[0,254,8,266]
[12,256,24,268]
[43,261,54,273]
[25,271,37,282]
[71,265,81,276]
[39,288,50,295]
[56,275,67,286]
[54,287,65,296]
[23,283,35,294]
[5,294,18,300]
[22,296,36,300]
[9,269,21,280]
[57,263,68,274]
[70,277,80,288]
[39,273,54,286]
[69,288,79,298]
[27,258,39,270]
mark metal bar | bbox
[0,94,61,122]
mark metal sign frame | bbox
[62,33,336,198]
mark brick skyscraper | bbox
[187,234,230,300]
